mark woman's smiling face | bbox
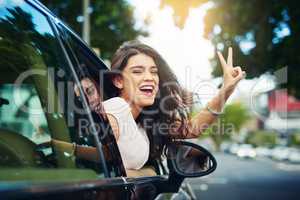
[114,53,159,108]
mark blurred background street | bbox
[186,152,300,200]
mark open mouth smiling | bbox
[139,85,155,97]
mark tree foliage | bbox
[204,0,300,98]
[200,102,250,150]
[245,130,277,147]
[222,102,250,132]
[41,0,146,60]
[162,0,300,97]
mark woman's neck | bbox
[130,104,142,120]
[120,96,142,119]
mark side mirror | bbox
[167,141,217,177]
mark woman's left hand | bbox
[217,47,246,99]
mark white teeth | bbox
[140,85,154,90]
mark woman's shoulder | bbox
[102,97,130,115]
[103,97,128,105]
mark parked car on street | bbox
[288,148,300,164]
[255,146,273,158]
[0,1,217,199]
[229,143,240,155]
[236,144,256,159]
[271,146,292,161]
[220,141,232,154]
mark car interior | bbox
[0,38,105,181]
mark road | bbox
[184,153,300,200]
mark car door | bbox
[0,1,134,199]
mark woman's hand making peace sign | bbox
[185,47,246,138]
[217,47,246,99]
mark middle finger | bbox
[227,47,233,67]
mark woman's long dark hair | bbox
[108,40,192,160]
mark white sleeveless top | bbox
[102,97,150,170]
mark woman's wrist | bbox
[70,142,77,157]
[218,86,232,103]
[52,139,77,158]
[206,103,223,116]
[206,87,229,115]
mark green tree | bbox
[203,0,300,97]
[161,0,299,97]
[245,130,277,147]
[289,133,300,147]
[200,102,250,150]
[41,0,146,59]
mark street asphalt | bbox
[185,152,300,200]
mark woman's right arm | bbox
[52,139,110,162]
[51,112,120,161]
[75,113,120,161]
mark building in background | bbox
[265,89,300,134]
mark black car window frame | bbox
[28,0,126,178]
[52,21,126,177]
[45,16,111,178]
[0,0,110,180]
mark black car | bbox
[0,0,217,199]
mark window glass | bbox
[0,84,50,146]
[57,24,126,177]
[0,1,106,181]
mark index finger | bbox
[227,47,233,67]
[217,51,227,70]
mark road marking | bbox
[276,163,300,171]
[207,177,228,184]
[188,177,228,185]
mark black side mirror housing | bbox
[167,141,217,178]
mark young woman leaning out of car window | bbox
[52,40,245,177]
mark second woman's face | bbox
[117,53,159,108]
